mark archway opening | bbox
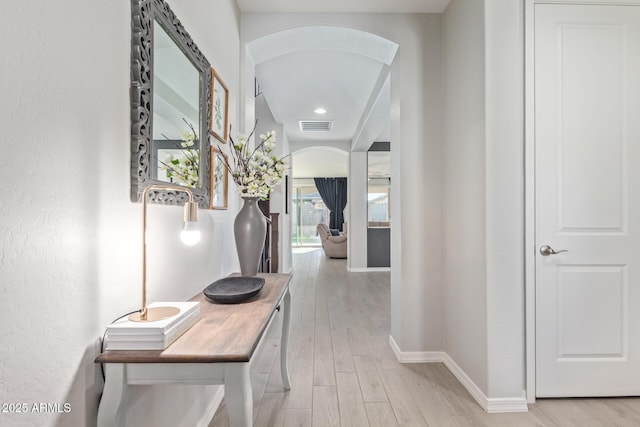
[245,25,398,268]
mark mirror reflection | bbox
[367,144,391,268]
[152,21,201,188]
[367,150,391,226]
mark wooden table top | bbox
[96,273,291,364]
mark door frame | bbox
[524,0,640,403]
[524,0,535,404]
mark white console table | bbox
[96,273,292,427]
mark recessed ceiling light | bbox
[314,107,327,114]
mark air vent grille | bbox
[299,120,333,132]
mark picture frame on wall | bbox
[210,146,229,209]
[210,68,229,143]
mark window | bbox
[291,180,330,246]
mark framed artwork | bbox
[209,147,229,209]
[210,68,229,143]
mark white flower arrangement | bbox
[218,122,287,200]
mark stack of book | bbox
[104,302,200,350]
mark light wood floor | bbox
[209,248,640,426]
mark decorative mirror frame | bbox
[130,0,211,208]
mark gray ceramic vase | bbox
[234,197,266,276]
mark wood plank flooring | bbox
[209,248,640,426]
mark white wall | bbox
[0,0,241,425]
[241,12,444,353]
[254,94,293,273]
[442,0,489,394]
[442,0,526,401]
[484,0,525,399]
[348,152,369,269]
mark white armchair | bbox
[316,223,347,259]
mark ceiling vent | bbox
[299,120,333,132]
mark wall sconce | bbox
[129,185,201,322]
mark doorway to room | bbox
[246,24,398,273]
[291,179,330,247]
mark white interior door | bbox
[535,3,640,397]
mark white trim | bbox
[440,353,491,412]
[388,336,528,413]
[193,386,224,427]
[486,397,530,413]
[348,267,391,273]
[524,0,537,405]
[388,335,445,363]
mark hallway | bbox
[209,249,640,426]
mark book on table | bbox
[104,301,200,350]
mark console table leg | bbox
[97,363,127,427]
[280,287,292,390]
[224,363,252,427]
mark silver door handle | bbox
[539,245,568,256]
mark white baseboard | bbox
[388,335,445,363]
[388,336,528,413]
[485,397,530,413]
[440,353,490,412]
[194,386,225,427]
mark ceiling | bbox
[237,0,450,13]
[256,50,384,146]
[245,1,447,178]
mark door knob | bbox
[539,245,568,256]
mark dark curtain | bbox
[314,177,348,230]
[335,177,347,230]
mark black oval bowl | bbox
[203,276,265,304]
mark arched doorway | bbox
[243,25,398,271]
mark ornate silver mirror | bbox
[130,0,211,207]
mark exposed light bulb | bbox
[180,221,201,245]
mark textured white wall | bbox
[0,0,241,426]
[442,0,489,393]
[241,13,444,352]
